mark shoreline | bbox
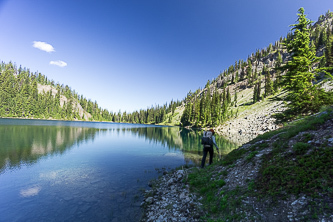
[140,166,203,222]
[0,116,173,127]
[140,109,333,221]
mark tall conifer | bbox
[281,8,333,116]
[246,59,252,84]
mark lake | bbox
[0,118,237,222]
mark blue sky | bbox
[0,0,331,113]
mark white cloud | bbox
[33,41,55,53]
[50,60,67,67]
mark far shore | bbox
[0,116,173,127]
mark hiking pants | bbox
[201,146,214,168]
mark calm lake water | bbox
[0,118,237,222]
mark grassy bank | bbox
[185,107,333,221]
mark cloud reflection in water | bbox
[20,186,41,197]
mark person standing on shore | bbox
[201,129,219,168]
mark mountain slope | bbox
[177,10,333,144]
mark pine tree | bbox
[235,71,239,83]
[194,99,200,126]
[246,59,252,85]
[226,87,231,104]
[281,8,333,116]
[324,29,333,68]
[264,66,274,97]
[253,68,258,82]
[205,87,211,125]
[253,74,262,104]
[211,91,220,126]
[273,51,283,91]
[221,96,228,122]
[199,95,206,126]
[253,83,258,103]
[257,75,262,101]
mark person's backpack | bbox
[201,131,213,147]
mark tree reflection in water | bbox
[0,119,238,173]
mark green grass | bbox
[257,145,333,198]
[247,180,255,191]
[159,109,183,126]
[220,148,247,166]
[255,108,333,198]
[187,165,246,220]
[246,151,259,161]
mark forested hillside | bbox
[180,10,333,128]
[0,63,100,121]
[0,61,181,123]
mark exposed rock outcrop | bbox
[217,100,286,145]
[37,83,91,120]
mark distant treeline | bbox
[0,62,100,120]
[0,61,181,124]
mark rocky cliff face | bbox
[37,83,92,120]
